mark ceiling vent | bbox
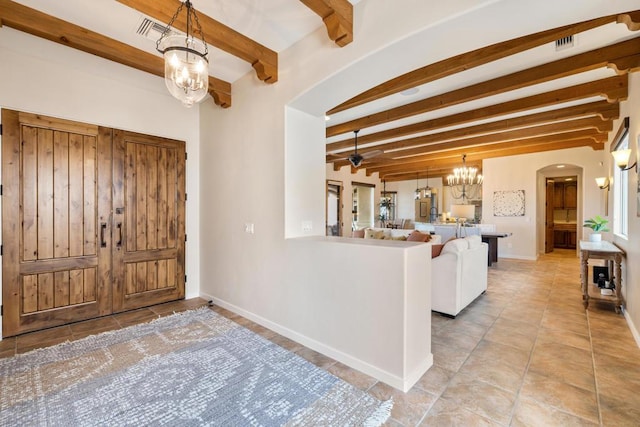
[555,35,575,51]
[136,16,173,41]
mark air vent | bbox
[555,35,575,51]
[136,16,172,41]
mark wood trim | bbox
[610,117,630,152]
[326,38,638,137]
[17,112,99,136]
[116,0,278,83]
[328,12,639,114]
[0,0,232,107]
[327,101,619,153]
[300,0,353,46]
[376,140,601,181]
[329,116,613,164]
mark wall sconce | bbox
[611,148,638,172]
[595,177,609,190]
[595,177,609,215]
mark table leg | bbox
[615,253,623,313]
[581,252,589,309]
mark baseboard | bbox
[623,308,640,349]
[498,254,537,261]
[201,292,429,392]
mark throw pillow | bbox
[391,235,407,241]
[431,244,444,258]
[407,230,431,242]
[352,229,365,238]
[364,229,385,239]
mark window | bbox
[612,118,629,238]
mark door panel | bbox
[112,130,185,312]
[2,110,112,336]
[2,110,185,337]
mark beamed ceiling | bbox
[0,0,356,108]
[0,1,638,182]
[325,11,640,183]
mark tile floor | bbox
[2,249,639,426]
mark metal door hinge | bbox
[185,152,188,160]
[0,185,3,196]
[1,305,3,316]
[0,244,3,256]
[0,124,3,135]
[185,275,187,283]
[185,234,187,242]
[185,193,188,201]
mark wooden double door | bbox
[2,110,186,337]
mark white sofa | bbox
[431,235,488,317]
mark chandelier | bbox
[447,154,483,201]
[156,0,209,107]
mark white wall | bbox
[607,72,640,345]
[0,28,202,337]
[482,147,603,260]
[198,0,640,387]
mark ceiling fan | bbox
[347,130,383,168]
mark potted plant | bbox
[583,215,609,242]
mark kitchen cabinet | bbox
[554,182,577,209]
[554,223,577,249]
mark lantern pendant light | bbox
[156,0,209,107]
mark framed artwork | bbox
[493,190,525,217]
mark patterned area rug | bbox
[0,308,391,426]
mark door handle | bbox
[116,223,123,248]
[100,223,107,248]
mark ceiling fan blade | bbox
[362,149,384,159]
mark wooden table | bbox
[579,241,625,313]
[481,232,512,266]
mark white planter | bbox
[589,233,602,242]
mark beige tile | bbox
[468,339,530,371]
[368,382,437,427]
[536,327,591,351]
[295,347,336,369]
[457,352,526,393]
[327,362,378,391]
[483,324,536,353]
[150,298,208,315]
[431,341,471,373]
[520,371,599,423]
[440,373,517,425]
[17,336,71,354]
[528,342,595,392]
[414,365,455,396]
[419,397,501,426]
[599,393,640,427]
[268,334,304,353]
[512,397,599,427]
[432,329,482,352]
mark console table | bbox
[481,232,512,266]
[579,241,625,313]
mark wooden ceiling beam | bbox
[366,130,606,174]
[329,12,639,114]
[0,0,233,107]
[116,0,278,83]
[326,37,638,137]
[375,139,600,180]
[299,0,353,46]
[327,100,618,153]
[328,114,612,164]
[363,117,611,162]
[327,74,626,167]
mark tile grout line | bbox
[586,309,604,426]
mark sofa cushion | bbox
[352,229,365,238]
[407,230,431,242]
[364,228,385,239]
[441,238,468,254]
[465,234,482,249]
[431,244,444,258]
